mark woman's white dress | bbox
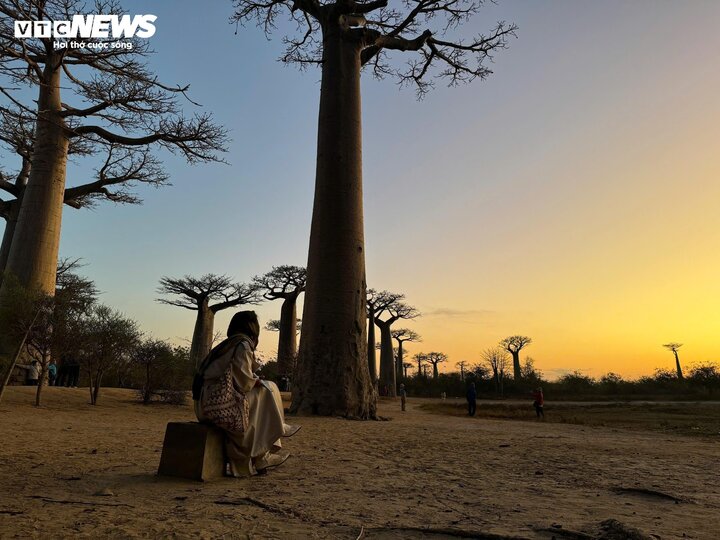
[195,338,285,476]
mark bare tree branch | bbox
[156,274,261,313]
[231,0,517,97]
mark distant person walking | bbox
[18,360,40,386]
[532,387,544,419]
[466,382,477,417]
[65,358,80,388]
[48,361,58,386]
[399,383,407,412]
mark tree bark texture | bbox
[512,351,521,381]
[0,199,21,280]
[367,310,377,382]
[277,295,298,376]
[376,319,396,397]
[1,59,68,294]
[0,57,68,359]
[674,352,684,380]
[189,300,215,368]
[396,341,404,384]
[292,29,376,418]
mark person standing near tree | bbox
[17,360,40,386]
[47,361,58,386]
[466,382,477,417]
[532,387,545,419]
[65,358,80,388]
[399,383,407,412]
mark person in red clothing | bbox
[532,387,544,419]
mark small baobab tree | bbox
[157,275,259,367]
[413,352,427,377]
[425,351,448,379]
[662,342,684,380]
[457,360,468,381]
[375,294,419,396]
[402,362,413,379]
[265,319,302,333]
[253,266,306,378]
[366,289,401,383]
[500,335,532,381]
[391,328,421,383]
[482,346,508,396]
[232,0,516,418]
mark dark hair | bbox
[227,310,260,344]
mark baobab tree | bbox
[662,342,684,380]
[253,266,306,377]
[425,351,448,379]
[457,360,468,381]
[265,319,302,333]
[232,0,516,417]
[402,362,412,379]
[0,0,227,357]
[482,346,508,395]
[391,328,421,383]
[366,289,402,383]
[413,352,427,377]
[375,296,419,396]
[157,274,259,367]
[500,335,532,381]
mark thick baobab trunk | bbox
[512,351,521,381]
[277,295,298,376]
[0,60,68,358]
[0,161,29,281]
[674,351,684,380]
[376,321,396,397]
[432,362,439,379]
[0,201,21,279]
[396,341,404,383]
[367,310,377,382]
[189,300,215,368]
[1,63,67,294]
[291,31,376,418]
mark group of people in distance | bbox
[398,380,546,420]
[16,358,79,387]
[464,382,545,419]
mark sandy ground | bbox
[1,387,719,539]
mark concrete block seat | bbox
[157,422,225,481]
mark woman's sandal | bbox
[255,452,290,474]
[282,424,302,438]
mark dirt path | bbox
[1,387,718,539]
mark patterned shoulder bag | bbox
[200,342,251,433]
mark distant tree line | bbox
[401,360,720,400]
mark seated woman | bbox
[194,310,299,476]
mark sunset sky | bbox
[3,1,718,379]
